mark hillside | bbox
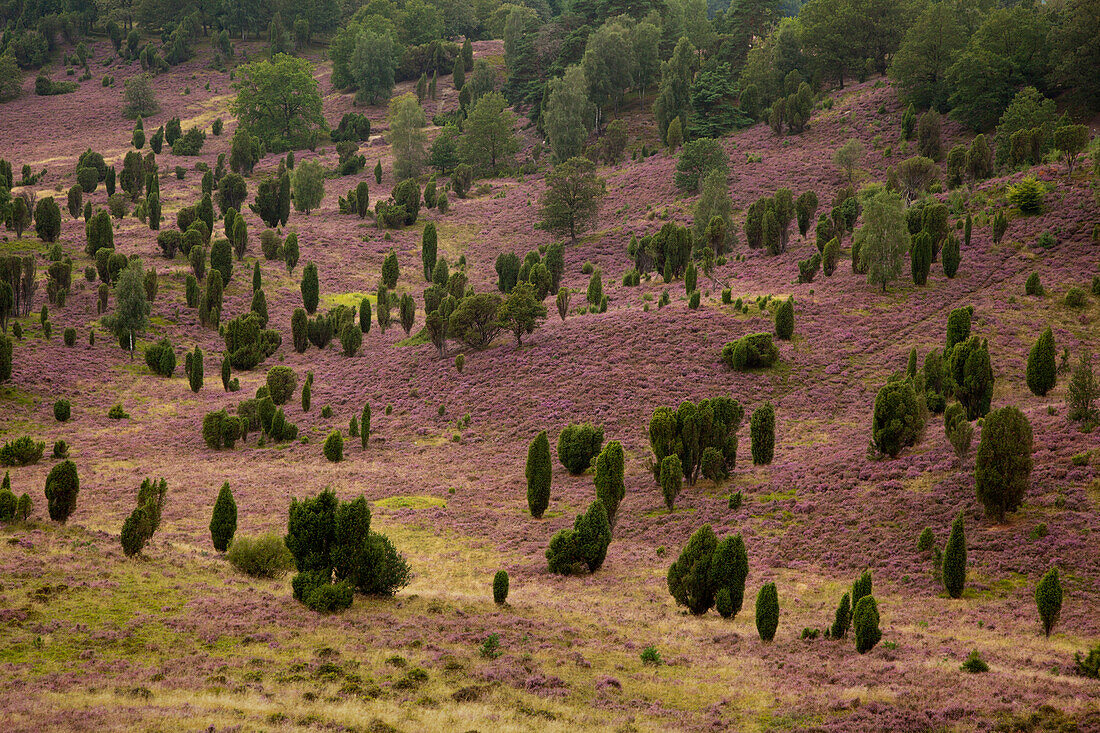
[1,37,1100,733]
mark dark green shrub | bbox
[301,262,319,314]
[545,500,612,575]
[975,406,1032,522]
[0,488,16,521]
[223,312,281,370]
[45,460,79,523]
[53,399,71,422]
[493,570,509,604]
[0,436,45,466]
[227,533,295,578]
[755,582,779,641]
[942,512,966,598]
[1065,287,1088,308]
[593,441,625,527]
[750,403,775,465]
[917,528,935,552]
[774,297,794,340]
[942,234,960,278]
[666,525,718,615]
[1027,327,1057,396]
[1025,272,1043,296]
[556,423,604,474]
[108,404,129,419]
[710,534,749,619]
[144,339,176,377]
[660,455,682,510]
[392,179,420,225]
[872,380,923,457]
[722,333,779,371]
[324,431,344,462]
[948,336,993,420]
[960,650,989,673]
[851,569,873,607]
[830,593,851,638]
[526,431,552,518]
[1035,567,1062,637]
[209,482,238,552]
[340,323,362,356]
[945,305,973,352]
[305,581,354,613]
[853,595,881,653]
[266,366,297,405]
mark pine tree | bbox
[526,431,552,518]
[1026,327,1057,396]
[942,512,966,598]
[209,482,237,552]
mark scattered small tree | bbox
[942,512,966,599]
[1035,567,1062,637]
[526,431,552,518]
[1026,327,1057,396]
[975,406,1032,522]
[853,595,882,653]
[209,482,238,552]
[755,582,779,641]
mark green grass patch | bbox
[373,495,447,510]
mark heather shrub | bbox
[556,423,604,474]
[750,403,775,465]
[493,570,509,604]
[722,333,779,371]
[53,399,71,422]
[45,460,79,523]
[755,582,779,641]
[526,431,552,518]
[853,595,881,653]
[209,482,237,552]
[227,533,294,578]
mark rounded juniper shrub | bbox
[45,460,79,523]
[709,534,749,619]
[526,431,552,518]
[63,327,76,346]
[265,365,297,405]
[755,582,779,641]
[493,570,509,605]
[975,406,1032,522]
[666,524,718,615]
[917,527,935,552]
[556,423,604,474]
[340,322,362,356]
[209,482,237,552]
[0,488,16,522]
[306,581,354,614]
[750,402,775,465]
[774,297,794,340]
[53,399,71,422]
[942,512,966,598]
[227,533,295,578]
[872,380,922,457]
[323,430,344,462]
[1026,327,1057,397]
[853,595,882,653]
[1035,567,1062,637]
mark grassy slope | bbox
[1,40,1099,732]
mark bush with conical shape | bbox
[301,379,311,412]
[911,230,932,285]
[853,595,881,653]
[526,431,552,518]
[945,305,973,352]
[382,250,399,288]
[359,296,372,333]
[361,403,371,450]
[291,308,309,352]
[34,197,62,242]
[355,181,370,218]
[750,402,775,465]
[942,512,966,598]
[755,582,779,641]
[942,234,960,278]
[556,422,604,474]
[209,482,237,552]
[493,570,509,604]
[774,297,793,340]
[975,406,1032,522]
[121,505,151,556]
[210,237,232,283]
[586,270,602,306]
[422,223,437,281]
[660,454,682,510]
[872,379,923,457]
[948,336,994,420]
[301,262,319,314]
[851,569,872,607]
[830,592,851,638]
[593,440,625,527]
[1035,567,1062,637]
[1026,327,1056,397]
[188,345,203,392]
[45,460,79,523]
[710,534,749,619]
[667,524,718,614]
